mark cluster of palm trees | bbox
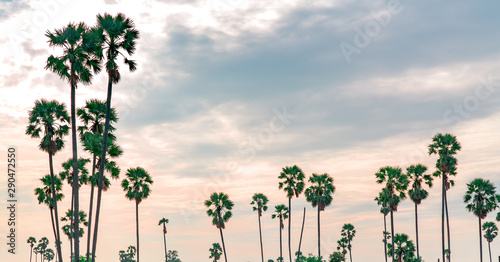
[27,237,55,262]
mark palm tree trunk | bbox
[70,79,81,262]
[479,217,483,262]
[48,153,64,262]
[163,225,167,262]
[70,190,74,262]
[219,227,228,262]
[258,213,264,262]
[441,174,445,262]
[136,201,140,262]
[288,197,292,262]
[487,241,491,262]
[415,202,420,261]
[280,219,283,262]
[30,245,33,262]
[390,209,395,262]
[444,190,451,262]
[49,208,57,259]
[317,206,321,258]
[297,207,306,261]
[86,154,97,262]
[383,214,388,262]
[92,78,114,262]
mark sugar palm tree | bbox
[26,99,69,261]
[428,133,461,262]
[387,233,416,262]
[464,178,499,262]
[406,164,432,260]
[337,236,348,260]
[278,165,305,262]
[482,221,498,262]
[209,243,222,262]
[91,14,139,262]
[251,193,269,262]
[375,167,409,262]
[121,167,153,262]
[340,223,356,262]
[272,204,289,262]
[28,237,37,262]
[304,173,335,258]
[44,248,55,262]
[205,192,234,262]
[38,237,49,262]
[158,218,169,262]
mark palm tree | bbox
[46,21,101,262]
[278,165,305,262]
[387,233,416,262]
[91,14,139,262]
[428,133,461,262]
[38,237,49,262]
[482,221,498,262]
[158,218,169,262]
[375,167,409,262]
[209,243,223,262]
[337,237,348,260]
[121,167,153,262]
[251,193,269,262]
[406,164,432,260]
[304,173,335,258]
[44,248,55,262]
[26,99,69,261]
[272,204,289,262]
[340,224,356,262]
[61,209,88,260]
[464,178,499,262]
[28,237,37,262]
[205,192,234,262]
[34,244,41,262]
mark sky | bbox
[0,0,500,261]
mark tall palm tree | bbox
[91,14,139,262]
[46,21,101,262]
[482,221,498,262]
[209,243,223,262]
[340,223,356,262]
[375,167,409,262]
[121,167,153,262]
[205,192,234,262]
[251,193,269,262]
[278,165,305,262]
[272,204,289,262]
[464,178,499,262]
[406,164,433,260]
[304,173,335,258]
[428,133,461,262]
[26,99,69,261]
[28,237,37,262]
[158,218,169,262]
[387,233,416,262]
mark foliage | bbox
[387,234,416,262]
[278,165,306,198]
[205,192,234,229]
[122,167,153,204]
[428,133,461,187]
[329,252,345,262]
[271,204,289,228]
[251,193,269,216]
[464,178,499,219]
[209,243,222,262]
[166,250,182,262]
[118,245,136,262]
[305,173,335,211]
[375,167,409,211]
[482,221,498,243]
[34,175,63,208]
[407,164,433,205]
[61,209,88,239]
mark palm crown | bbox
[428,133,461,188]
[209,243,222,261]
[407,164,433,205]
[482,221,498,243]
[305,173,335,211]
[205,192,234,229]
[59,157,90,188]
[122,167,153,204]
[158,218,169,234]
[464,178,499,219]
[271,204,289,229]
[35,175,63,208]
[251,193,269,216]
[278,165,305,198]
[375,166,408,211]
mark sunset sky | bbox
[1,0,500,261]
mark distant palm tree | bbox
[205,192,234,262]
[464,178,499,262]
[406,164,433,260]
[44,248,55,262]
[337,236,348,259]
[209,243,222,262]
[158,218,169,262]
[28,237,37,262]
[91,14,139,262]
[304,173,335,258]
[340,223,356,262]
[34,244,41,262]
[428,133,461,262]
[122,167,153,262]
[278,165,305,262]
[482,221,498,262]
[375,167,409,262]
[387,233,416,262]
[38,237,49,262]
[46,21,101,262]
[251,193,269,262]
[26,99,69,261]
[272,204,289,262]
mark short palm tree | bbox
[251,193,269,262]
[304,173,335,258]
[406,164,433,260]
[428,133,461,262]
[375,167,409,262]
[482,221,498,262]
[340,223,356,262]
[91,14,139,261]
[26,99,69,261]
[209,243,222,262]
[464,178,499,262]
[272,204,289,262]
[158,218,169,262]
[387,233,416,262]
[121,167,153,262]
[278,165,305,262]
[28,237,37,262]
[205,192,234,262]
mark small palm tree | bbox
[205,192,234,262]
[122,167,153,262]
[251,193,269,262]
[209,243,222,262]
[44,248,55,262]
[159,218,169,262]
[278,165,305,262]
[28,237,37,262]
[464,178,499,262]
[406,164,433,260]
[337,237,348,259]
[341,224,356,262]
[304,173,335,257]
[482,221,498,262]
[38,237,49,262]
[272,204,289,262]
[118,245,136,262]
[387,233,416,262]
